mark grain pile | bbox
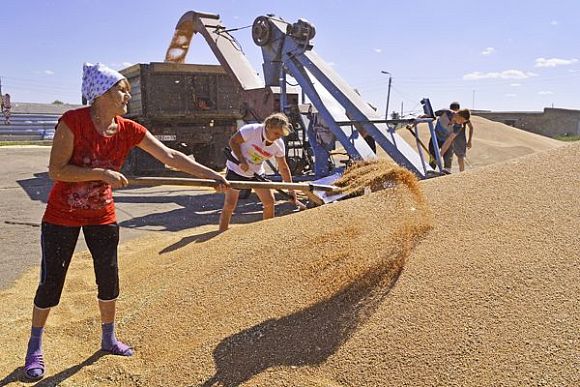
[0,141,578,386]
[397,115,564,171]
[0,161,431,386]
[332,159,424,199]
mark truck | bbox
[120,62,243,174]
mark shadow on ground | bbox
[159,229,221,254]
[16,173,302,235]
[0,351,104,387]
[117,192,301,233]
[16,172,51,203]
[201,254,405,387]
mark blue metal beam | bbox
[255,15,432,178]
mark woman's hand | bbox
[102,169,128,189]
[288,190,308,210]
[211,174,230,192]
[288,190,298,203]
[239,162,250,173]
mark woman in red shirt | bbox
[23,63,228,381]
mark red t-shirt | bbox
[43,107,147,226]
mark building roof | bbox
[474,107,580,115]
[10,102,83,115]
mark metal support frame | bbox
[279,67,287,113]
[282,56,372,160]
[253,15,433,179]
[421,98,444,172]
[305,116,333,178]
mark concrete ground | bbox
[0,146,292,290]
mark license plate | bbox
[154,134,177,141]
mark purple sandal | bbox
[101,341,134,356]
[24,352,45,381]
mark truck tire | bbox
[192,143,227,171]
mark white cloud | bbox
[463,70,538,80]
[373,48,382,53]
[505,93,517,97]
[510,83,521,87]
[122,62,133,68]
[538,91,554,95]
[481,47,495,56]
[550,20,559,26]
[44,70,55,75]
[535,57,578,67]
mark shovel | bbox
[222,148,311,209]
[126,177,335,207]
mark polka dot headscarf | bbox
[81,62,126,104]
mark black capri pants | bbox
[34,222,120,309]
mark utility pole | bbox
[401,101,403,116]
[381,70,392,119]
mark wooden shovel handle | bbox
[127,177,337,192]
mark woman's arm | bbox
[275,156,293,183]
[439,132,457,156]
[229,132,249,172]
[48,121,127,188]
[467,121,474,148]
[137,131,228,187]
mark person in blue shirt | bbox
[446,102,474,172]
[428,105,471,172]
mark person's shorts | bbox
[453,131,467,157]
[225,168,264,182]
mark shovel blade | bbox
[310,171,350,205]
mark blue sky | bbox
[0,0,578,113]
